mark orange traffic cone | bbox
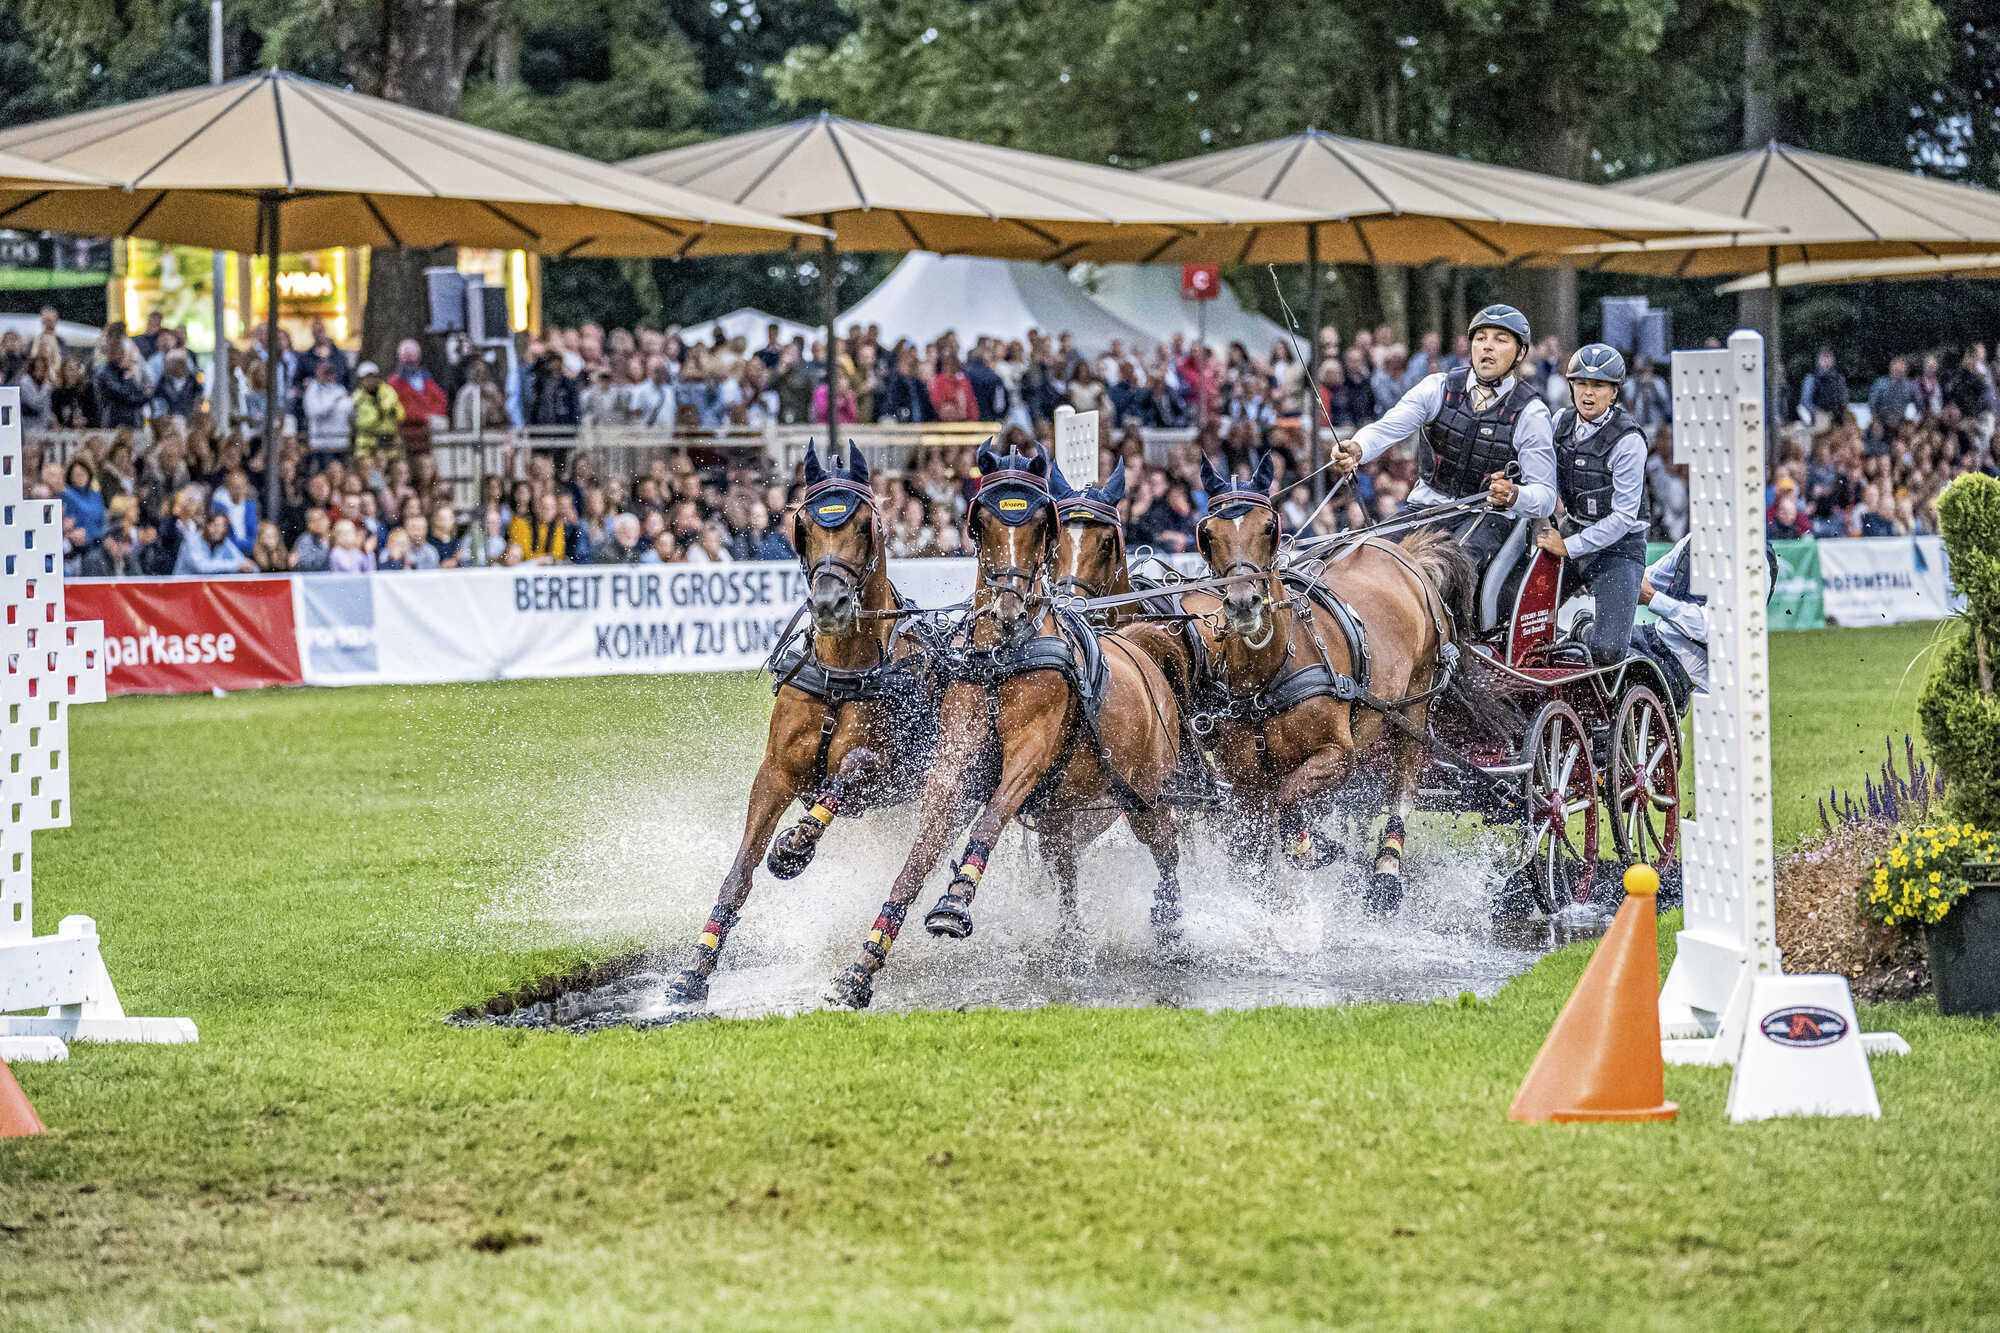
[1508,864,1677,1123]
[0,1054,46,1138]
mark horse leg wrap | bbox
[926,841,989,938]
[862,901,909,971]
[1366,817,1406,917]
[668,904,740,1004]
[1280,810,1341,871]
[1149,874,1183,931]
[768,790,842,880]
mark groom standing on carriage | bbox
[1332,304,1558,570]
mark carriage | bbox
[1288,511,1684,918]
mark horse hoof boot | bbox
[823,963,874,1010]
[1365,871,1405,917]
[766,829,817,880]
[664,969,709,1007]
[1284,831,1344,871]
[925,893,975,939]
[1151,924,1193,967]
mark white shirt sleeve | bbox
[1506,399,1558,518]
[1351,374,1447,464]
[1648,589,1708,644]
[1564,430,1649,558]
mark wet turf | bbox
[5,621,1995,1330]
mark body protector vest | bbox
[1421,367,1540,499]
[1552,404,1650,562]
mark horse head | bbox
[1049,456,1129,602]
[794,440,878,635]
[969,439,1055,639]
[1197,451,1279,644]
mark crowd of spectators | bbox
[8,299,1998,579]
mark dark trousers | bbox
[1570,546,1645,665]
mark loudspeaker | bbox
[425,267,468,334]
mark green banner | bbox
[1641,539,1825,632]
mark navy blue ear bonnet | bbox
[1050,456,1127,527]
[798,440,873,529]
[1199,451,1276,519]
[972,441,1054,527]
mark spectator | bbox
[388,339,447,453]
[1796,348,1851,429]
[1913,354,1945,418]
[61,459,106,543]
[175,510,256,574]
[78,522,138,578]
[1866,356,1917,455]
[303,358,355,464]
[291,507,333,571]
[351,362,403,467]
[328,518,372,573]
[132,311,164,361]
[505,490,569,565]
[879,346,934,423]
[453,357,505,431]
[428,502,463,568]
[251,520,288,572]
[151,350,203,421]
[1765,478,1811,542]
[396,512,440,570]
[93,339,149,429]
[525,350,580,427]
[1622,358,1671,432]
[15,351,55,431]
[594,512,645,563]
[210,468,258,557]
[685,518,734,564]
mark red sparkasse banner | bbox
[67,578,303,695]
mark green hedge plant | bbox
[1919,473,2000,832]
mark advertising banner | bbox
[1819,537,1954,627]
[66,577,302,695]
[1769,540,1826,632]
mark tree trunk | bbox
[334,0,503,370]
[1507,114,1589,350]
[1418,262,1445,338]
[491,19,520,90]
[1448,268,1469,339]
[1366,75,1409,345]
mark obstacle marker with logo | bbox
[0,387,196,1064]
[1655,332,1901,1118]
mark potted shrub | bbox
[1917,474,2000,1012]
[1868,824,2000,1015]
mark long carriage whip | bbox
[1265,264,1355,543]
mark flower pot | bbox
[1927,869,2000,1017]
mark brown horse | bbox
[666,444,938,1006]
[1181,452,1474,914]
[823,445,1192,1010]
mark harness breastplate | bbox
[1421,368,1538,498]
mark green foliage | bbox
[1921,474,2000,830]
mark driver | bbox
[1334,304,1557,568]
[1535,343,1650,665]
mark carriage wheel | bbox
[1521,700,1599,913]
[1609,685,1681,866]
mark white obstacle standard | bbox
[1053,404,1100,485]
[1658,332,1905,1081]
[0,387,196,1063]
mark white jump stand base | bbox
[1661,967,1906,1067]
[0,915,197,1063]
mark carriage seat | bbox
[1475,514,1538,636]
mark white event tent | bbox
[837,253,1153,356]
[1070,264,1288,353]
[687,306,820,350]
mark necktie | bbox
[1471,382,1497,413]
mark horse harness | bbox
[766,599,941,790]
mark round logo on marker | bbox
[1760,1006,1848,1048]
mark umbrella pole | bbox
[1766,245,1783,451]
[821,219,837,448]
[261,194,282,534]
[1306,227,1323,508]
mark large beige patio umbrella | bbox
[622,113,1316,426]
[1565,143,2000,390]
[0,152,101,189]
[1053,129,1770,478]
[0,70,825,518]
[1716,252,2000,292]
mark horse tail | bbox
[1395,527,1477,640]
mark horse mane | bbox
[1394,527,1477,635]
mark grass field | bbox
[5,620,1997,1330]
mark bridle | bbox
[1197,490,1282,650]
[971,504,1054,634]
[1050,508,1121,602]
[795,479,882,628]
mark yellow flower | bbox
[1931,871,1943,883]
